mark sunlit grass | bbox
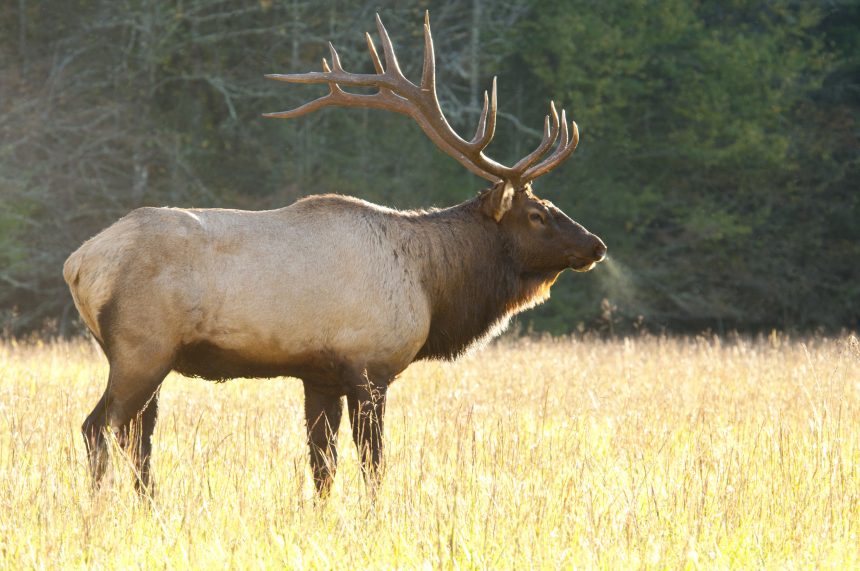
[0,334,858,568]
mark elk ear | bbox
[480,182,515,222]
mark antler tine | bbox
[321,57,347,95]
[510,101,560,175]
[420,10,435,91]
[470,78,497,151]
[558,109,570,147]
[365,33,384,74]
[472,90,490,145]
[328,43,344,72]
[375,13,404,80]
[523,112,580,181]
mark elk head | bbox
[264,12,606,275]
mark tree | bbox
[517,0,857,331]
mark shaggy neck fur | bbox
[404,197,559,360]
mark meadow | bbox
[0,334,858,569]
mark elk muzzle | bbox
[567,230,607,273]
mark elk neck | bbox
[403,196,560,361]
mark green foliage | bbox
[518,0,858,330]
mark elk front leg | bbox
[303,384,343,496]
[347,377,388,488]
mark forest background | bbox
[1,0,857,336]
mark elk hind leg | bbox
[82,391,109,489]
[127,387,161,495]
[106,364,168,495]
[84,339,171,493]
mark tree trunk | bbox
[469,0,481,122]
[18,0,27,77]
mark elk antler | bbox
[264,12,579,187]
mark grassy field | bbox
[0,334,858,569]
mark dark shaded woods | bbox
[1,0,857,336]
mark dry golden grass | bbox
[0,334,858,568]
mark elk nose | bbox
[592,238,607,261]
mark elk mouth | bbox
[567,235,606,272]
[569,257,599,273]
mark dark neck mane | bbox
[406,197,558,361]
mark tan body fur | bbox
[66,196,434,381]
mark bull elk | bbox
[64,13,606,496]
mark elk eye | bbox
[529,212,545,225]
